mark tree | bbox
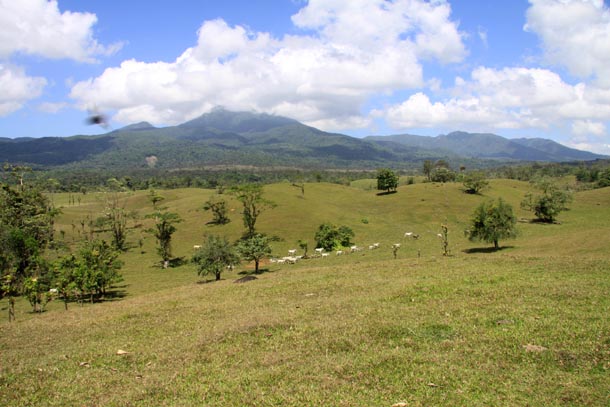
[521,179,573,223]
[192,235,240,281]
[376,168,399,193]
[52,239,123,306]
[77,239,123,302]
[237,234,272,274]
[462,171,489,194]
[314,223,355,251]
[0,173,57,321]
[423,160,433,181]
[146,210,182,268]
[96,180,137,251]
[297,239,309,258]
[467,198,517,250]
[203,196,230,225]
[148,189,165,209]
[431,167,456,183]
[230,184,276,238]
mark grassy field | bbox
[1,180,609,406]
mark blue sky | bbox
[1,0,610,154]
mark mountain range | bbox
[0,108,605,170]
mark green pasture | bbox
[1,180,609,406]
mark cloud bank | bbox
[70,0,466,130]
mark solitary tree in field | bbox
[423,160,433,181]
[203,196,230,225]
[192,235,240,281]
[237,234,272,274]
[230,184,275,238]
[462,171,489,194]
[376,168,399,193]
[521,178,572,223]
[466,198,517,250]
[146,210,182,268]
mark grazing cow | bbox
[336,250,344,256]
[321,253,329,258]
[288,249,297,256]
[193,245,201,250]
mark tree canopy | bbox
[521,179,572,223]
[192,235,240,281]
[467,198,517,250]
[376,168,399,193]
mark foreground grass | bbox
[1,181,609,405]
[1,253,608,406]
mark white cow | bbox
[288,249,297,256]
[193,245,201,250]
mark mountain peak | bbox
[116,121,156,132]
[179,108,299,133]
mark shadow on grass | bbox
[102,288,128,301]
[238,267,276,276]
[376,191,398,196]
[463,245,515,254]
[197,278,220,285]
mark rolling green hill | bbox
[1,180,609,405]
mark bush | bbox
[314,223,355,251]
[521,179,572,223]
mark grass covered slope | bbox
[1,181,609,406]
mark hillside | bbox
[0,110,605,171]
[1,180,609,406]
[365,131,606,162]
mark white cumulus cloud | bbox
[525,0,610,86]
[0,0,122,62]
[70,0,466,129]
[383,66,610,135]
[0,64,46,116]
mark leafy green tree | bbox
[314,223,355,251]
[462,171,489,194]
[0,173,57,321]
[237,234,272,274]
[431,167,456,183]
[76,239,123,302]
[376,168,399,193]
[146,210,182,268]
[53,254,79,310]
[203,196,230,225]
[230,184,276,238]
[192,235,240,281]
[467,198,517,250]
[422,160,433,181]
[521,179,573,223]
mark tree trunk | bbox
[494,239,499,250]
[255,260,259,274]
[215,271,221,281]
[8,297,15,322]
